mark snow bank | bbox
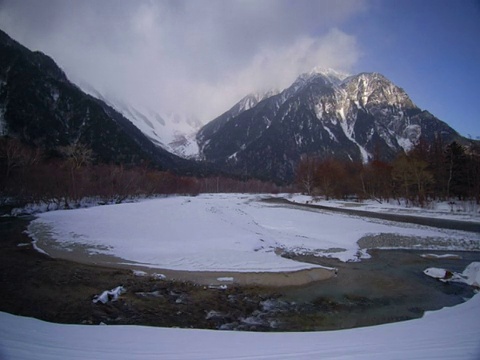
[290,195,480,222]
[1,294,479,359]
[27,194,478,272]
[424,262,480,287]
[463,262,480,287]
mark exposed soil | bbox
[0,216,285,330]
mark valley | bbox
[1,195,479,333]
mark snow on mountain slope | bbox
[197,67,466,182]
[78,83,202,159]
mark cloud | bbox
[0,0,366,122]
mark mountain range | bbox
[196,68,471,182]
[0,29,476,184]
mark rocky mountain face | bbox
[0,29,198,174]
[197,69,469,183]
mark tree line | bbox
[295,137,480,206]
[0,138,286,211]
[2,136,479,211]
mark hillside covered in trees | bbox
[0,138,286,212]
[295,137,480,206]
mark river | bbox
[1,212,479,331]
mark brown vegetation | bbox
[2,136,478,210]
[295,138,480,206]
[0,137,286,210]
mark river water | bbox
[2,215,479,331]
[275,249,478,330]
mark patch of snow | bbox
[152,273,166,280]
[51,88,60,102]
[208,284,228,290]
[92,286,126,304]
[308,67,350,84]
[314,102,324,119]
[338,116,370,162]
[424,262,480,287]
[205,310,225,320]
[293,196,480,223]
[424,267,450,280]
[132,270,148,277]
[397,124,421,152]
[421,253,462,259]
[463,262,480,287]
[1,293,480,359]
[323,124,338,142]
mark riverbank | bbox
[32,237,336,287]
[2,215,479,332]
[0,217,290,329]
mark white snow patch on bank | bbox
[92,286,126,304]
[424,262,480,287]
[1,293,480,359]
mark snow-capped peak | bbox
[308,67,350,83]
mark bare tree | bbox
[57,143,93,205]
[295,155,318,195]
[0,138,42,178]
[392,154,433,205]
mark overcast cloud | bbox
[0,0,366,122]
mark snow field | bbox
[6,193,480,359]
[27,194,478,272]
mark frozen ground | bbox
[5,193,480,359]
[289,194,480,222]
[1,293,479,359]
[27,194,480,271]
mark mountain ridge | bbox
[1,28,476,185]
[0,28,204,175]
[196,68,472,183]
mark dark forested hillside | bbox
[0,29,199,174]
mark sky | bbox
[0,0,479,138]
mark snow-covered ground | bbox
[1,293,479,359]
[5,193,480,359]
[27,194,479,271]
[289,194,480,223]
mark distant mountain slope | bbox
[79,82,202,159]
[0,29,197,173]
[197,69,473,183]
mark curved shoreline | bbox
[33,239,336,287]
[134,267,336,287]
